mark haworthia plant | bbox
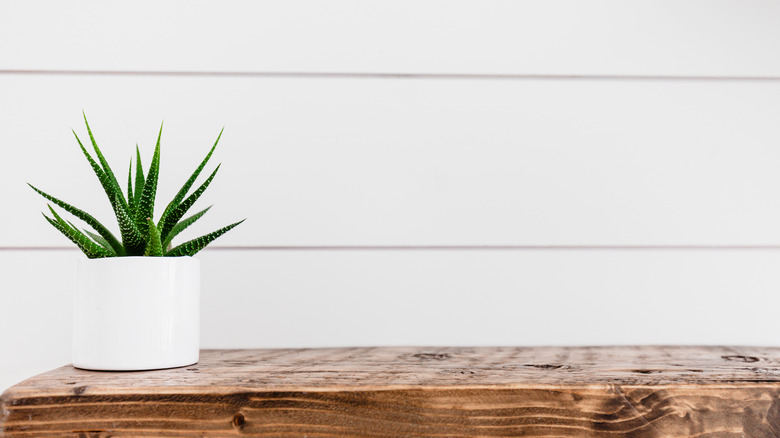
[30,114,244,258]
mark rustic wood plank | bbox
[3,347,780,437]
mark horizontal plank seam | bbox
[4,70,780,82]
[3,245,780,251]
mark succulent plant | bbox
[29,114,244,258]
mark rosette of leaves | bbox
[29,114,244,258]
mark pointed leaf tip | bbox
[166,218,244,257]
[29,183,123,254]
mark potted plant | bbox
[29,114,244,371]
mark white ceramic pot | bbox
[73,256,200,371]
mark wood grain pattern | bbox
[4,347,780,437]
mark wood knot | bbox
[232,412,245,429]
[412,353,450,361]
[523,364,567,370]
[73,385,88,395]
[722,355,760,363]
[632,369,661,374]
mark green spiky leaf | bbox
[166,219,244,257]
[44,206,114,258]
[133,144,145,209]
[82,113,127,210]
[113,192,145,254]
[74,129,140,252]
[135,124,162,238]
[160,164,220,243]
[28,183,124,255]
[42,213,98,258]
[66,220,116,256]
[82,228,116,254]
[144,218,163,256]
[127,158,135,214]
[73,130,118,201]
[162,205,212,249]
[158,128,222,241]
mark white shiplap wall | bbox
[2,0,780,392]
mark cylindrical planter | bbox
[73,256,200,371]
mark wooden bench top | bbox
[3,346,780,437]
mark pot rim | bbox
[78,255,198,263]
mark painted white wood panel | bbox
[1,0,780,77]
[3,248,780,391]
[4,74,780,246]
[0,251,73,395]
